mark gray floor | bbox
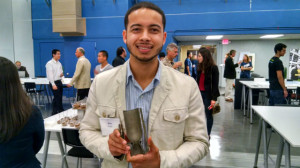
[36,89,300,168]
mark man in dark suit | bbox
[15,61,29,77]
[112,46,127,67]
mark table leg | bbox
[262,120,268,168]
[253,118,262,168]
[56,132,69,168]
[42,132,51,168]
[275,136,284,168]
[43,84,51,104]
[242,85,245,115]
[284,140,291,168]
[249,88,253,124]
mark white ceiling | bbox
[174,34,300,42]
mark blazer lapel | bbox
[148,65,170,133]
[113,62,128,128]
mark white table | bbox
[252,106,300,168]
[20,78,75,104]
[240,80,300,123]
[42,108,79,168]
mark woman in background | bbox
[0,57,44,168]
[197,47,220,137]
[240,54,253,79]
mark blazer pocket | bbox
[163,108,189,123]
[97,105,116,118]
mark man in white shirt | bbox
[94,50,114,77]
[46,49,64,115]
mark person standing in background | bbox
[240,54,253,79]
[112,46,127,67]
[15,61,29,77]
[162,43,182,69]
[191,54,198,80]
[224,49,241,102]
[94,50,113,76]
[0,57,44,168]
[197,47,220,137]
[67,47,91,101]
[268,43,288,105]
[46,49,64,115]
[184,52,193,76]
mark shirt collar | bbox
[79,56,85,60]
[126,59,161,88]
[52,58,59,63]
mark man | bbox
[268,43,288,105]
[15,61,29,77]
[224,50,241,102]
[94,50,114,76]
[112,47,127,67]
[162,43,182,69]
[66,47,91,101]
[184,52,192,76]
[191,54,198,80]
[79,2,209,168]
[46,49,64,115]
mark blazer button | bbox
[103,112,106,118]
[175,115,180,121]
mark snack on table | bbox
[75,122,80,128]
[62,121,67,126]
[72,103,81,109]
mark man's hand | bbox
[66,84,72,88]
[60,73,64,77]
[52,85,58,90]
[238,61,242,64]
[108,129,130,156]
[127,137,160,168]
[173,62,182,69]
[284,89,288,98]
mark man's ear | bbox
[122,30,127,44]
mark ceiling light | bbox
[260,34,284,39]
[193,45,202,49]
[206,35,223,40]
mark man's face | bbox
[279,48,286,57]
[123,8,166,63]
[168,48,178,60]
[98,52,106,64]
[15,62,21,69]
[53,51,61,61]
[75,49,81,58]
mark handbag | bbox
[212,100,221,115]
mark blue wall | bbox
[32,0,300,77]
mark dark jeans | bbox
[200,91,213,136]
[269,89,286,106]
[49,80,64,115]
[77,88,90,101]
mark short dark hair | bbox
[159,52,165,58]
[274,43,287,54]
[116,47,124,56]
[52,49,60,57]
[124,2,166,30]
[99,50,108,59]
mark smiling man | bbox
[79,2,209,168]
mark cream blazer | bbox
[79,61,209,168]
[69,56,91,89]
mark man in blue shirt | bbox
[184,52,193,76]
[79,2,209,168]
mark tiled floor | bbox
[36,90,300,168]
